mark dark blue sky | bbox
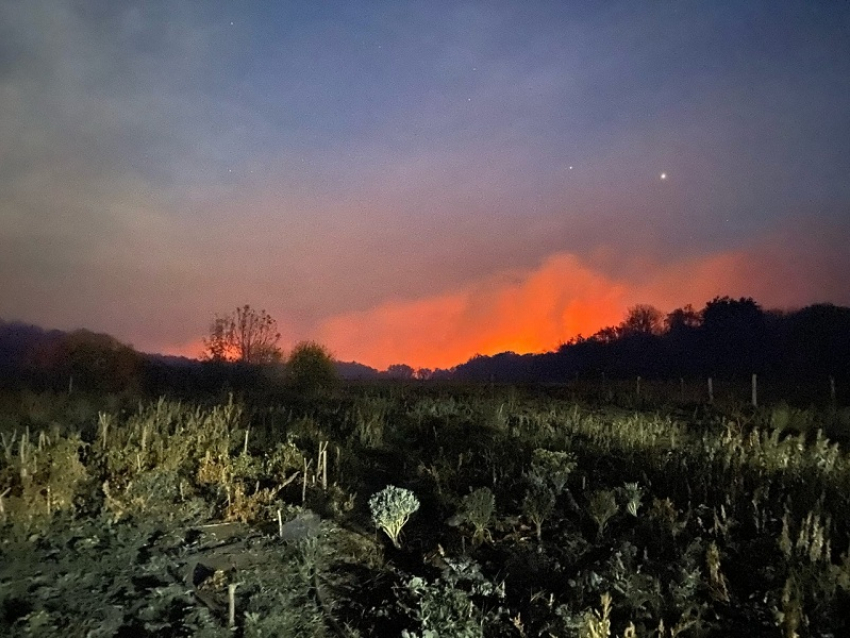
[2,0,849,367]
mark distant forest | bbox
[451,297,850,384]
[1,296,849,395]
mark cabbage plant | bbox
[369,485,420,548]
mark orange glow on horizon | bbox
[314,249,764,370]
[165,338,207,360]
[153,234,843,372]
[316,253,633,369]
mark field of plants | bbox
[2,381,850,637]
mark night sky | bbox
[2,1,849,369]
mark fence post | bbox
[228,584,237,630]
[708,377,714,404]
[319,441,328,491]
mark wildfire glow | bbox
[314,251,745,370]
[158,223,849,372]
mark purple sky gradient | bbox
[2,0,849,368]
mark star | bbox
[660,172,667,180]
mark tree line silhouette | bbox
[450,297,850,385]
[1,296,848,396]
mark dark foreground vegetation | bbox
[2,378,850,637]
[1,295,848,636]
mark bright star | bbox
[660,172,667,180]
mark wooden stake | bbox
[319,441,328,491]
[228,583,237,630]
[0,487,10,522]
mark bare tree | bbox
[203,305,282,364]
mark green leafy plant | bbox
[350,396,390,448]
[580,592,612,638]
[649,497,687,539]
[587,489,618,539]
[369,485,420,548]
[619,482,644,517]
[522,483,555,541]
[706,541,730,602]
[459,487,495,546]
[529,448,577,495]
[0,428,89,531]
[400,576,484,638]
